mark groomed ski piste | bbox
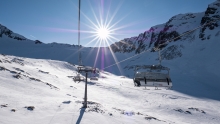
[1,54,220,124]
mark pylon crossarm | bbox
[77,66,96,73]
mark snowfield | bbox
[1,54,220,124]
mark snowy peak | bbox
[0,23,86,48]
[208,0,220,8]
[110,1,220,54]
[0,24,26,41]
[200,0,220,40]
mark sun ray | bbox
[82,22,98,32]
[99,0,104,28]
[94,41,102,67]
[88,0,102,28]
[81,11,100,30]
[75,0,135,72]
[104,0,112,27]
[106,41,124,75]
[108,13,130,30]
[106,0,124,28]
[108,35,121,41]
[82,36,100,47]
[84,42,101,63]
[103,36,120,49]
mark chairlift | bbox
[90,77,98,80]
[74,66,99,82]
[133,49,172,89]
[90,68,99,81]
[73,73,85,82]
[78,66,99,73]
[73,66,85,82]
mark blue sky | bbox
[0,0,215,47]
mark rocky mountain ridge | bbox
[0,24,26,41]
[110,0,220,54]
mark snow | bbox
[1,54,220,124]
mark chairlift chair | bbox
[74,66,99,82]
[90,68,99,81]
[90,76,98,80]
[133,65,172,89]
[73,66,85,82]
[133,48,173,89]
[73,73,85,82]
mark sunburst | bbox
[79,0,131,47]
[96,26,110,40]
[78,0,131,74]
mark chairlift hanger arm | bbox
[77,66,97,73]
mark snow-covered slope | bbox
[1,54,220,124]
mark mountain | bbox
[1,54,220,124]
[110,0,220,54]
[0,24,26,41]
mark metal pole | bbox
[83,72,87,108]
[158,50,161,65]
[78,0,82,65]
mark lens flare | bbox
[97,27,110,40]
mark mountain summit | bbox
[110,0,220,54]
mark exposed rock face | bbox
[161,45,183,60]
[200,0,220,40]
[110,37,137,53]
[35,40,42,44]
[0,24,26,40]
[110,0,220,55]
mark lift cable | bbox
[103,18,220,70]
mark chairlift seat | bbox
[134,65,172,88]
[73,74,85,82]
[90,77,98,81]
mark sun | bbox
[79,0,130,47]
[97,27,110,40]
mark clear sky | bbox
[0,0,216,47]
